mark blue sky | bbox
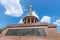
[0,0,60,32]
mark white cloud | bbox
[0,0,23,17]
[19,19,23,23]
[40,16,51,23]
[32,11,39,19]
[0,0,1,2]
[54,19,60,26]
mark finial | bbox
[29,5,33,16]
[30,5,32,8]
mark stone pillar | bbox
[30,18,31,24]
[36,20,37,23]
[34,19,35,23]
[26,19,28,24]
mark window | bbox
[5,28,46,36]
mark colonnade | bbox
[23,18,37,24]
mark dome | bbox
[23,5,38,24]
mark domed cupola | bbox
[23,5,38,24]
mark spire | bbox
[23,5,38,24]
[29,5,33,16]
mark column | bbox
[30,18,31,24]
[36,20,37,23]
[34,19,35,23]
[26,19,28,24]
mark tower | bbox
[23,5,38,24]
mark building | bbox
[0,5,60,40]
